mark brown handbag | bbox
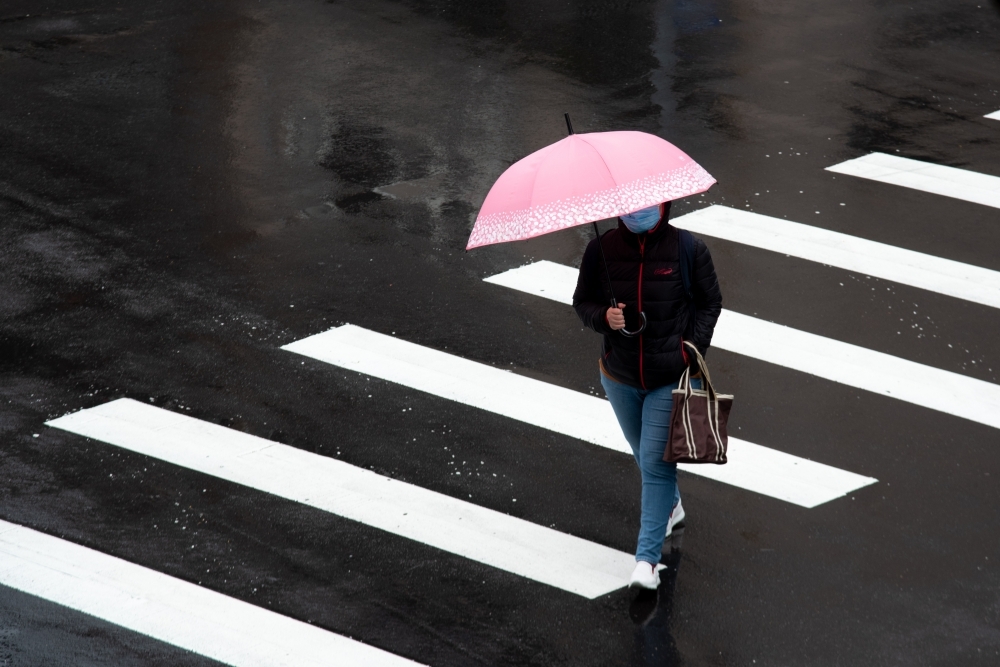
[663,341,733,464]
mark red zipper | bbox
[638,237,646,390]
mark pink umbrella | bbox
[466,116,716,250]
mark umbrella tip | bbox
[564,113,574,135]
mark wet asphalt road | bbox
[2,0,1000,665]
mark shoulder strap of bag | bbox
[679,229,697,337]
[678,229,695,299]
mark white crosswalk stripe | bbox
[670,205,1000,309]
[826,152,1000,209]
[46,399,641,599]
[484,261,1000,431]
[985,111,1000,121]
[283,325,878,508]
[0,519,424,667]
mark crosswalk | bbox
[16,122,1000,665]
[46,399,641,599]
[671,205,1000,309]
[282,325,877,508]
[484,261,1000,430]
[0,519,424,666]
[826,153,1000,209]
[986,111,1000,121]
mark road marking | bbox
[47,399,640,599]
[484,261,1000,431]
[986,111,1000,121]
[0,519,423,667]
[283,326,877,508]
[826,152,1000,209]
[669,205,1000,310]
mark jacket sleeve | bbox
[573,237,614,335]
[690,237,722,355]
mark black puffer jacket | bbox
[573,217,723,390]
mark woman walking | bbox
[573,201,722,590]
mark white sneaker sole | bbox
[629,579,660,591]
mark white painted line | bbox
[283,327,877,508]
[670,205,1000,310]
[826,152,1000,209]
[47,400,639,599]
[0,519,423,667]
[985,111,1000,121]
[485,261,1000,431]
[484,260,578,305]
[712,309,1000,425]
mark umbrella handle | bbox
[619,311,647,337]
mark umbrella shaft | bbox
[592,221,618,308]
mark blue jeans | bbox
[601,371,700,564]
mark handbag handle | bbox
[682,341,718,402]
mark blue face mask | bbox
[620,205,661,233]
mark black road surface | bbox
[2,1,1000,665]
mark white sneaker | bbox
[629,561,660,590]
[666,499,686,538]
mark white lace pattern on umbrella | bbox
[467,162,716,249]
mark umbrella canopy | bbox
[467,130,715,250]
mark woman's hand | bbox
[606,303,626,330]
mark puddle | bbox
[373,172,448,213]
[301,202,339,220]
